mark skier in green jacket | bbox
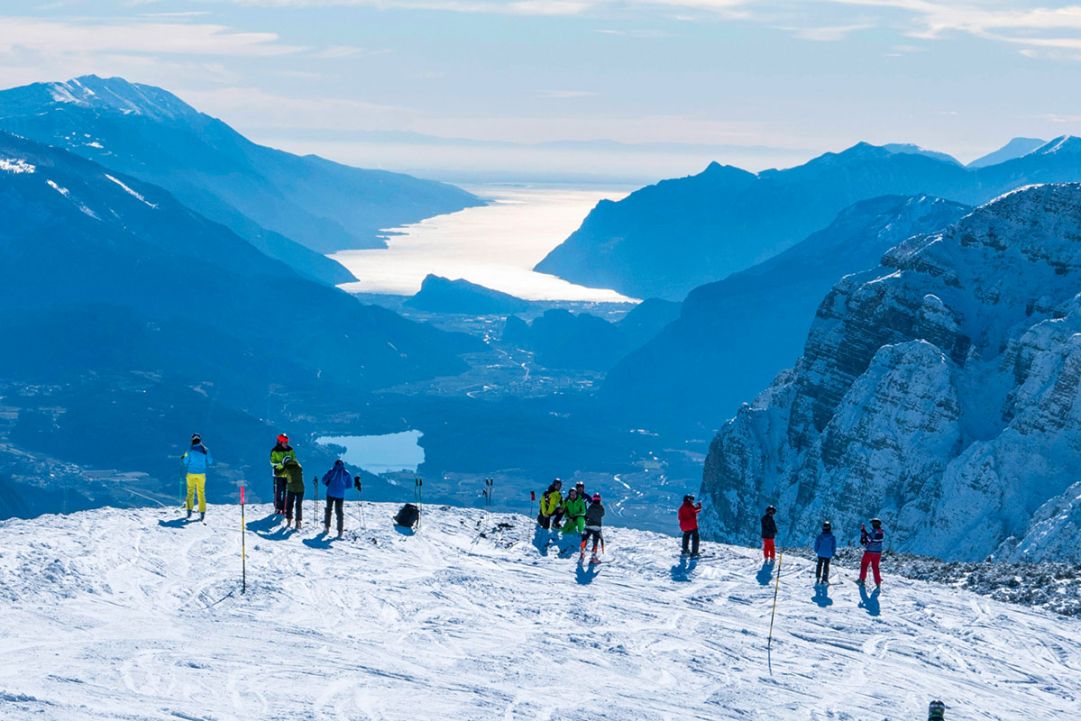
[560,488,587,534]
[270,433,297,515]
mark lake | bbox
[332,186,634,302]
[316,431,425,474]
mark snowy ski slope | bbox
[0,503,1078,720]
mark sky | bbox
[3,1,1081,182]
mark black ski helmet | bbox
[822,520,832,530]
[870,517,882,527]
[684,494,695,503]
[191,433,201,445]
[766,505,777,514]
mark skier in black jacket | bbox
[761,505,778,562]
[580,494,605,561]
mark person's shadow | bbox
[812,584,834,608]
[157,517,192,529]
[575,560,600,585]
[532,525,553,556]
[756,560,775,586]
[858,585,881,616]
[302,534,334,550]
[670,555,698,582]
[246,513,280,534]
[394,524,416,536]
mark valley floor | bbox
[0,504,1078,720]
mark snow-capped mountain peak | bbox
[1029,135,1081,157]
[42,75,196,121]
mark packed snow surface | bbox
[0,504,1078,720]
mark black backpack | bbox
[394,503,420,528]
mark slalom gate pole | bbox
[240,484,247,595]
[179,466,185,509]
[485,478,494,508]
[529,490,535,522]
[767,551,783,675]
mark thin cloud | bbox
[538,89,596,98]
[0,17,304,57]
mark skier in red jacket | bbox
[678,494,703,557]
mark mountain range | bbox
[699,183,1081,563]
[600,195,971,437]
[0,130,477,515]
[0,75,481,284]
[536,137,1081,299]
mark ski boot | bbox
[199,512,205,522]
[186,509,192,519]
[323,525,330,535]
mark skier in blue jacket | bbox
[814,520,836,585]
[181,433,213,520]
[321,459,353,537]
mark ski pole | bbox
[354,475,366,530]
[240,483,247,595]
[485,478,494,508]
[767,551,784,675]
[415,476,423,531]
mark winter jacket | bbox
[585,502,605,528]
[761,513,778,539]
[678,501,701,532]
[322,461,351,499]
[862,526,885,553]
[540,487,563,516]
[182,443,213,474]
[561,496,587,533]
[814,531,836,559]
[282,460,305,494]
[271,443,296,477]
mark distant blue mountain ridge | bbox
[0,75,483,285]
[536,136,1081,299]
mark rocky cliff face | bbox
[700,184,1081,561]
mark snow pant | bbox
[581,527,603,553]
[285,489,304,522]
[762,538,776,561]
[274,477,288,513]
[681,529,700,555]
[536,513,552,530]
[551,509,565,527]
[816,556,832,584]
[185,473,206,514]
[859,551,882,585]
[324,496,344,533]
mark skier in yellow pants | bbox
[181,433,213,521]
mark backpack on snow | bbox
[394,503,420,529]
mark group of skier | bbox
[183,433,888,585]
[758,504,886,587]
[180,432,360,537]
[536,478,606,561]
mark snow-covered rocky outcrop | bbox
[1,503,1078,720]
[701,183,1081,562]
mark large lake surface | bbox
[332,186,633,302]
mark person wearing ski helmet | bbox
[678,494,703,557]
[761,505,778,562]
[574,481,589,504]
[580,493,605,560]
[927,700,946,721]
[270,433,297,515]
[857,517,885,587]
[181,433,213,521]
[537,478,563,530]
[560,487,587,534]
[814,520,836,585]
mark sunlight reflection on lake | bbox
[332,186,634,302]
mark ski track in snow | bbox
[0,504,1077,720]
